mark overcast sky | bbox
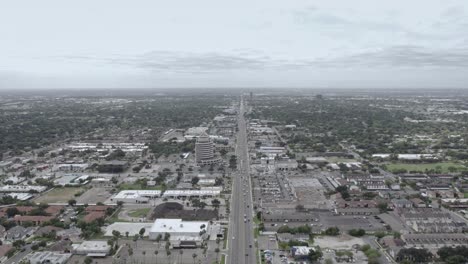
[1,0,468,89]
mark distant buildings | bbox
[97,160,128,173]
[67,142,148,156]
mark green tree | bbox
[68,199,77,207]
[191,176,200,186]
[84,256,93,264]
[308,247,323,262]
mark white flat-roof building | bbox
[258,146,285,154]
[6,193,33,201]
[111,190,161,204]
[73,241,111,257]
[56,163,89,172]
[398,154,438,160]
[198,179,216,186]
[149,219,208,245]
[162,189,220,199]
[53,174,90,186]
[0,185,47,193]
[26,251,71,264]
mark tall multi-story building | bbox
[196,135,214,161]
[195,134,221,165]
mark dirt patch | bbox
[149,202,218,221]
[314,234,365,250]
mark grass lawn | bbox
[254,227,260,239]
[35,187,84,204]
[106,207,129,223]
[118,183,161,191]
[464,193,468,198]
[385,162,465,173]
[253,216,261,225]
[128,208,151,218]
[220,255,225,264]
[223,228,228,249]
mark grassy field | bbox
[106,207,129,223]
[385,162,465,173]
[223,228,228,249]
[128,208,151,218]
[253,216,261,225]
[35,187,84,204]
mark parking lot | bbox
[77,187,112,204]
[320,214,386,232]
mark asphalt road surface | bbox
[227,96,256,264]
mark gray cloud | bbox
[292,8,444,41]
[318,46,468,68]
[56,45,468,75]
[57,51,272,73]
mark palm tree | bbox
[142,250,146,264]
[192,253,197,264]
[179,249,184,264]
[166,250,172,264]
[127,247,133,264]
[154,250,159,264]
[156,234,162,249]
[215,248,220,261]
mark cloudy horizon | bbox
[1,0,468,89]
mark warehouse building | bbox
[149,219,209,247]
[73,241,111,257]
[110,190,161,204]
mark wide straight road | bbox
[227,96,256,264]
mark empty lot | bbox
[35,187,84,204]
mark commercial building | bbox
[105,222,153,237]
[258,146,285,154]
[149,219,209,247]
[291,246,314,260]
[162,189,220,199]
[73,241,111,257]
[26,251,71,264]
[53,174,90,186]
[56,163,89,172]
[195,135,221,165]
[0,185,47,193]
[68,142,148,156]
[97,160,128,173]
[110,190,161,204]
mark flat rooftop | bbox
[150,219,208,234]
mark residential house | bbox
[4,226,35,241]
